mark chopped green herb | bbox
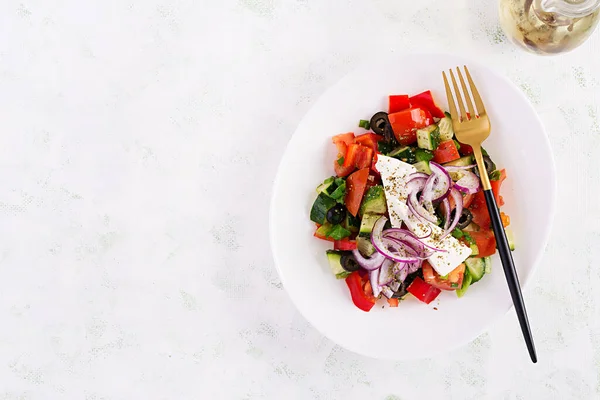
[451,282,459,288]
[489,170,502,181]
[481,147,489,157]
[453,139,461,150]
[358,119,370,129]
[337,157,345,166]
[327,224,352,240]
[440,274,449,280]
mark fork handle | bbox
[483,189,537,363]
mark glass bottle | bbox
[499,0,600,54]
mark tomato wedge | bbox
[422,261,465,291]
[407,277,441,304]
[345,168,370,216]
[469,190,491,229]
[333,133,355,177]
[332,132,355,147]
[470,230,497,257]
[388,94,410,114]
[345,271,376,312]
[342,144,373,170]
[388,108,433,145]
[491,169,507,205]
[353,133,383,153]
[433,140,461,164]
[409,90,445,119]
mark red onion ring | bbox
[454,170,481,194]
[371,217,420,263]
[352,249,385,271]
[440,188,464,239]
[445,164,476,171]
[379,259,395,286]
[370,269,381,297]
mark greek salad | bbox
[309,90,513,312]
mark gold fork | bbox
[443,66,537,363]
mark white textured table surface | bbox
[0,1,599,399]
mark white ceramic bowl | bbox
[270,53,556,360]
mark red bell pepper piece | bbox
[433,140,461,164]
[388,108,433,146]
[388,94,410,114]
[407,277,441,304]
[409,90,445,119]
[345,271,376,312]
[334,238,357,251]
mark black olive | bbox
[484,156,496,175]
[340,252,360,272]
[370,112,389,136]
[384,123,398,146]
[326,204,346,225]
[455,209,473,230]
[474,155,496,178]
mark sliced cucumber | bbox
[438,113,455,141]
[443,155,473,167]
[360,185,387,216]
[316,176,336,195]
[505,227,516,251]
[359,213,382,237]
[310,193,337,224]
[357,236,376,257]
[465,258,486,283]
[412,160,432,174]
[414,148,434,162]
[388,146,415,163]
[456,268,472,298]
[470,243,479,256]
[484,257,492,274]
[326,250,350,279]
[416,125,440,150]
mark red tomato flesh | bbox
[345,168,370,216]
[334,239,357,251]
[470,230,497,257]
[433,140,461,164]
[353,133,383,153]
[422,261,465,291]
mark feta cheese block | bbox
[376,155,472,276]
